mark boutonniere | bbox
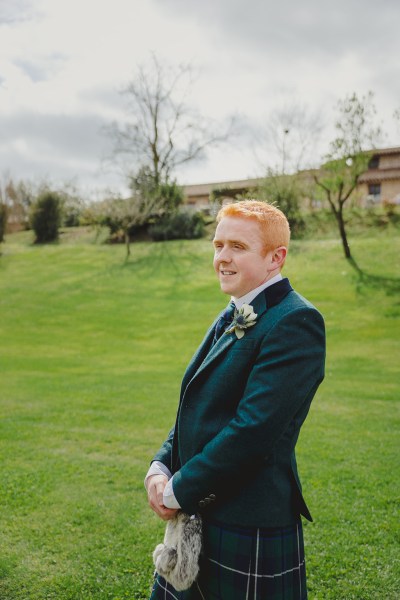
[225,304,257,339]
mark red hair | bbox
[216,200,290,252]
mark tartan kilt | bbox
[149,519,307,600]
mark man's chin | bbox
[220,284,236,296]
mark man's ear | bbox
[269,246,287,270]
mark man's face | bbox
[213,216,275,298]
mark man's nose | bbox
[217,247,232,263]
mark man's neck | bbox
[233,273,283,309]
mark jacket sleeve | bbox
[151,425,175,473]
[172,306,326,515]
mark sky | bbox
[1,0,399,198]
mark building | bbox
[182,177,262,212]
[183,146,400,209]
[358,146,400,205]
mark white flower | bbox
[225,303,257,339]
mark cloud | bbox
[156,0,400,61]
[0,0,399,191]
[13,53,66,82]
[0,0,36,26]
[0,110,116,189]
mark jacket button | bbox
[198,500,206,508]
[209,494,216,501]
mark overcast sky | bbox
[1,0,399,197]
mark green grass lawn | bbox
[0,227,399,599]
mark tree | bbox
[95,170,184,258]
[0,174,11,241]
[394,107,400,134]
[256,104,323,236]
[259,103,324,175]
[95,195,149,257]
[314,92,383,260]
[0,202,7,243]
[30,191,62,243]
[108,55,233,185]
[258,174,306,238]
[149,210,204,242]
[57,183,85,227]
[129,166,183,214]
[0,174,43,233]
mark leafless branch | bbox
[105,55,234,184]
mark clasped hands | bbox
[147,474,179,521]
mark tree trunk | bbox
[125,230,131,260]
[336,207,351,259]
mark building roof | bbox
[369,146,400,156]
[183,177,262,198]
[359,168,400,183]
[182,146,400,201]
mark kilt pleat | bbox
[150,519,307,600]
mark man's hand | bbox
[147,474,179,521]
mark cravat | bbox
[213,301,236,344]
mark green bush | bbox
[0,203,7,242]
[149,211,205,241]
[301,208,337,237]
[258,174,306,239]
[62,196,84,227]
[300,205,400,240]
[89,198,149,244]
[30,192,62,243]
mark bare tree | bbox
[254,104,323,236]
[0,172,36,234]
[394,107,400,134]
[107,55,233,185]
[257,103,324,175]
[314,92,383,260]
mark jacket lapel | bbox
[180,307,236,395]
[263,277,293,309]
[190,326,237,381]
[182,278,293,394]
[180,320,218,393]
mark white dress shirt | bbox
[144,273,283,509]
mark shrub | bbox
[156,181,184,212]
[61,195,84,227]
[149,211,205,241]
[258,173,306,239]
[30,192,62,243]
[87,178,185,247]
[274,191,306,238]
[90,197,149,244]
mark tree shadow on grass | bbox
[120,240,206,281]
[348,257,400,296]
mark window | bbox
[368,183,381,199]
[368,155,380,169]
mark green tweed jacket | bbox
[153,279,326,527]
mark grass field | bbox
[0,227,399,599]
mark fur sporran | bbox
[152,512,202,591]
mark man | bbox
[145,200,326,599]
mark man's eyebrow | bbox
[213,238,247,246]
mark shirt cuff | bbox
[163,476,181,509]
[144,461,172,490]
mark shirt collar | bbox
[232,273,283,309]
